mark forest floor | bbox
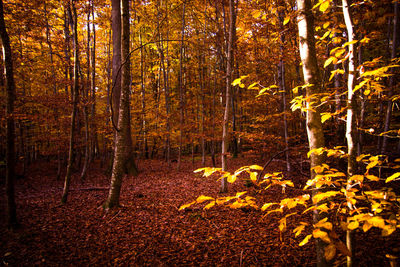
[1,155,399,266]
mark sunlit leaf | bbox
[315,218,333,231]
[203,201,215,210]
[261,202,276,211]
[324,56,336,68]
[385,172,400,183]
[319,0,331,12]
[196,195,214,203]
[299,234,312,246]
[321,113,331,123]
[312,191,341,204]
[249,165,263,170]
[283,16,290,25]
[179,201,196,211]
[227,174,237,183]
[313,228,331,243]
[293,224,306,237]
[382,225,396,236]
[347,221,359,230]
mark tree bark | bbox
[221,0,235,193]
[0,0,18,228]
[104,0,133,209]
[342,1,357,266]
[177,0,186,170]
[296,0,328,265]
[382,1,400,153]
[62,0,80,204]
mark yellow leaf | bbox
[227,174,237,183]
[320,30,331,40]
[347,221,359,230]
[293,224,306,237]
[366,175,379,181]
[363,221,372,232]
[196,195,214,203]
[232,77,242,86]
[261,202,275,211]
[323,21,330,29]
[321,113,331,123]
[325,244,336,261]
[319,0,330,12]
[324,56,336,68]
[315,219,333,231]
[364,89,371,96]
[283,16,290,25]
[179,201,196,211]
[312,191,341,204]
[250,172,257,181]
[299,234,312,246]
[367,216,385,228]
[313,229,331,243]
[235,191,247,198]
[248,82,259,90]
[203,201,215,210]
[230,201,243,209]
[249,165,263,170]
[385,172,400,183]
[366,160,379,170]
[350,175,364,182]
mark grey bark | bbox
[296,0,329,265]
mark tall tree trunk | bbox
[62,0,80,204]
[221,0,235,193]
[111,0,122,130]
[105,0,132,209]
[382,1,400,153]
[139,28,148,159]
[296,0,328,266]
[177,0,186,170]
[90,0,97,163]
[342,1,357,266]
[277,3,291,172]
[44,2,57,94]
[0,0,18,229]
[81,0,91,180]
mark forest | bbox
[1,0,400,265]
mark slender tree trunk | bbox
[90,0,97,163]
[342,1,357,266]
[382,2,400,153]
[221,0,235,193]
[105,0,132,209]
[139,29,148,159]
[44,2,57,94]
[81,0,91,180]
[62,0,80,204]
[0,0,18,229]
[277,4,291,172]
[177,1,186,170]
[296,0,328,266]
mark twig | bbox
[256,148,290,183]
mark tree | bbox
[296,0,328,265]
[104,0,133,209]
[221,0,235,193]
[62,0,80,204]
[0,0,17,229]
